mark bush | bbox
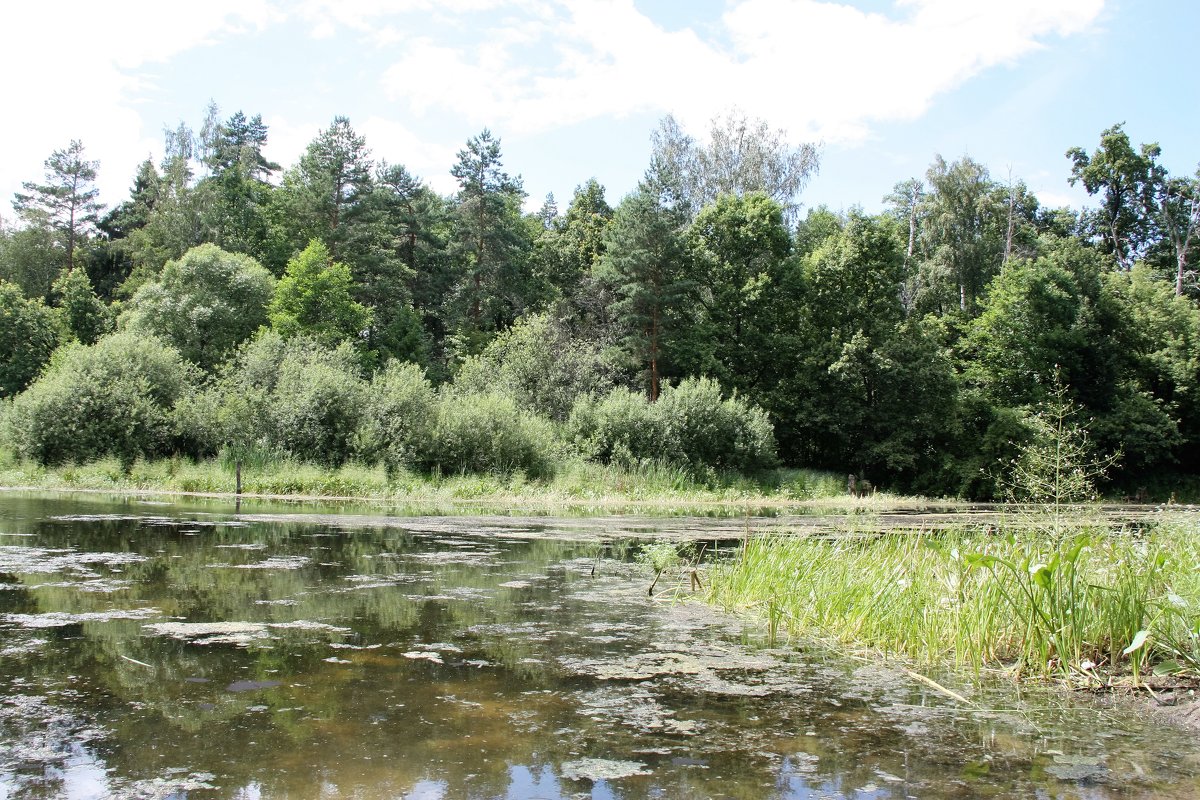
[176,332,367,467]
[567,377,777,474]
[0,280,62,397]
[6,332,197,466]
[427,392,558,478]
[358,361,437,474]
[267,342,368,467]
[453,313,619,420]
[656,377,777,473]
[567,388,668,467]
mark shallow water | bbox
[0,493,1197,799]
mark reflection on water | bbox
[0,492,1197,799]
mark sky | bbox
[2,0,1197,223]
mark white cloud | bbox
[0,0,1107,222]
[374,0,1104,144]
[0,1,279,211]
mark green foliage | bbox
[358,361,437,474]
[52,267,111,345]
[0,224,67,299]
[1067,123,1160,270]
[270,343,369,467]
[12,139,103,272]
[913,155,1006,315]
[426,392,558,478]
[597,185,692,400]
[533,179,612,298]
[567,388,668,468]
[5,116,1200,496]
[122,243,275,370]
[5,332,197,466]
[0,280,62,397]
[1004,382,1117,540]
[655,377,777,474]
[568,377,776,475]
[682,193,790,391]
[448,129,533,340]
[269,239,372,350]
[453,313,619,421]
[709,522,1184,679]
[962,242,1117,408]
[179,333,367,467]
[283,116,374,256]
[646,112,818,222]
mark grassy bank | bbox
[705,513,1200,682]
[0,449,869,510]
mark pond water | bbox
[0,492,1197,799]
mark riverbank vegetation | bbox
[0,447,853,508]
[703,397,1200,684]
[705,518,1200,682]
[1,109,1198,498]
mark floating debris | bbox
[559,758,651,781]
[0,545,146,575]
[1046,754,1108,782]
[142,620,348,647]
[228,556,311,570]
[402,651,444,664]
[5,608,161,628]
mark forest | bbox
[0,106,1197,500]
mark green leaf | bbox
[1064,536,1091,564]
[1029,563,1054,592]
[1122,630,1151,656]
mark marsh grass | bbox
[0,449,858,509]
[705,515,1200,680]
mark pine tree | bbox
[12,140,104,272]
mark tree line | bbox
[1,106,1197,497]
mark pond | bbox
[0,492,1197,799]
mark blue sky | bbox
[2,0,1197,224]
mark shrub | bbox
[175,332,367,467]
[427,392,558,478]
[453,312,619,420]
[567,388,668,467]
[268,343,368,467]
[0,280,62,397]
[6,332,197,466]
[656,377,777,473]
[358,361,437,474]
[568,377,777,474]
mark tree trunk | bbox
[1003,179,1015,267]
[650,306,660,402]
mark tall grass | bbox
[706,517,1200,680]
[0,448,855,509]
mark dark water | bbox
[0,493,1197,799]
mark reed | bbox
[0,449,856,509]
[705,515,1200,680]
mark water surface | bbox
[0,493,1196,799]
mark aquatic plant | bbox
[706,518,1198,680]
